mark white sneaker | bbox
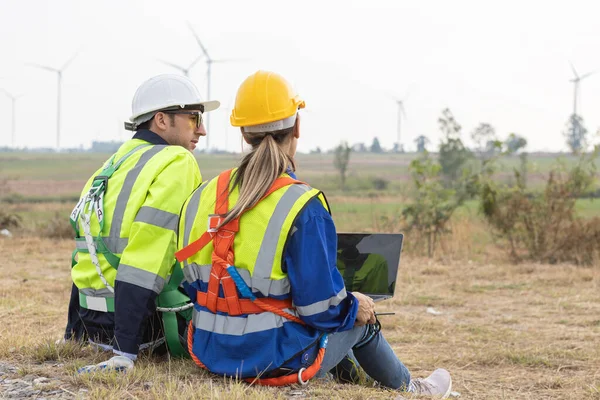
[408,368,452,398]
[77,356,134,374]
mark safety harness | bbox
[69,144,191,358]
[175,169,328,386]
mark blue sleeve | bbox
[283,197,358,333]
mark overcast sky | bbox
[0,0,599,153]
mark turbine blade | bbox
[385,91,399,101]
[61,51,80,71]
[158,59,185,72]
[403,88,411,102]
[188,55,203,70]
[569,61,579,79]
[187,22,210,59]
[0,88,12,98]
[579,70,597,80]
[27,63,58,73]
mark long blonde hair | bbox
[217,125,297,228]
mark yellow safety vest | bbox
[178,170,328,300]
[71,139,201,312]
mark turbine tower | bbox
[569,62,596,116]
[28,52,78,150]
[395,99,406,148]
[0,89,21,148]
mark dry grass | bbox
[1,235,599,399]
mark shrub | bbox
[480,152,599,265]
[40,213,74,239]
[0,209,21,230]
[402,153,469,257]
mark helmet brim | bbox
[199,100,220,113]
[129,100,221,122]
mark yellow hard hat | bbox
[230,70,305,131]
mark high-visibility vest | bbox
[176,169,330,385]
[70,138,201,356]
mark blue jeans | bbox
[316,325,411,389]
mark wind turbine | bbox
[187,22,245,151]
[569,62,596,116]
[28,52,78,150]
[158,55,203,78]
[0,88,22,148]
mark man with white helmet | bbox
[63,74,219,372]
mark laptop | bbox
[336,233,404,302]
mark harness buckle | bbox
[93,175,109,185]
[207,214,223,233]
[92,175,109,192]
[297,367,308,385]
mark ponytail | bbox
[217,127,295,228]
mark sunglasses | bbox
[163,110,203,129]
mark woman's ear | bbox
[293,116,300,139]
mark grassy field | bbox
[0,237,599,399]
[1,152,598,197]
[0,152,599,399]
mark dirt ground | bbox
[0,236,599,399]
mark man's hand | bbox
[77,355,134,374]
[352,291,376,326]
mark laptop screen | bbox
[336,233,404,302]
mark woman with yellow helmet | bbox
[176,70,452,396]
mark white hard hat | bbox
[125,74,220,130]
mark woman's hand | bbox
[352,291,376,326]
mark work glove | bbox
[77,355,134,374]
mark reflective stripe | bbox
[79,291,115,312]
[182,182,207,268]
[112,144,151,170]
[104,237,129,254]
[89,338,165,351]
[115,264,166,294]
[183,263,210,284]
[294,288,348,317]
[192,308,297,336]
[80,288,114,297]
[252,184,310,295]
[184,263,290,296]
[84,296,111,312]
[76,237,128,254]
[109,145,166,239]
[134,206,179,232]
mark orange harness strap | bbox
[196,292,293,315]
[205,170,238,314]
